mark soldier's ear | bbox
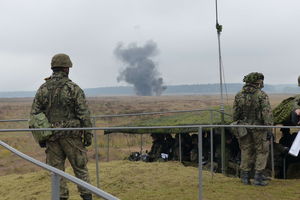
[63,67,69,74]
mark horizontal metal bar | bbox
[0,124,297,133]
[0,108,231,123]
[92,108,227,118]
[0,119,28,122]
[0,140,119,200]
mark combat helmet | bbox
[243,72,264,84]
[51,53,73,68]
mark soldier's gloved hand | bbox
[282,147,290,156]
[83,132,93,147]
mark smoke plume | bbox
[114,41,166,96]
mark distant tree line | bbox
[0,84,300,98]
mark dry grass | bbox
[1,160,300,200]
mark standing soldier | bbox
[30,53,93,200]
[233,72,273,186]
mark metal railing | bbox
[0,139,119,200]
[0,124,294,200]
[92,108,232,118]
[0,108,229,122]
[0,108,229,188]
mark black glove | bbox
[282,147,290,156]
[83,132,93,147]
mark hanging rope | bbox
[215,0,231,114]
[215,0,228,175]
[215,0,225,113]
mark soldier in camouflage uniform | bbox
[233,72,273,186]
[30,54,93,200]
[148,133,164,161]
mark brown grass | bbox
[1,160,300,200]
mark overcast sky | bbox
[0,0,299,91]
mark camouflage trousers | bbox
[46,136,91,199]
[238,129,269,171]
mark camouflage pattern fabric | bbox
[163,134,175,160]
[46,137,90,198]
[190,148,198,163]
[238,129,269,171]
[272,96,298,125]
[51,53,73,68]
[233,83,273,172]
[242,72,264,84]
[148,137,164,161]
[31,71,92,198]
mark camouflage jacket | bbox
[233,84,273,126]
[30,71,92,136]
[149,140,164,158]
[293,95,300,110]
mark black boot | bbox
[240,171,251,185]
[261,174,271,181]
[253,171,268,186]
[80,194,93,200]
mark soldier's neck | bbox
[52,71,69,78]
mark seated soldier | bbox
[190,134,198,163]
[163,134,175,160]
[182,133,192,161]
[148,133,164,162]
[279,128,293,148]
[171,133,192,161]
[171,134,180,160]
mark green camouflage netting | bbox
[104,109,233,134]
[273,96,296,125]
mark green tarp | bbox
[104,110,233,134]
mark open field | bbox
[0,94,291,175]
[0,94,298,199]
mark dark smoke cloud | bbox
[114,41,167,96]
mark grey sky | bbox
[0,0,299,91]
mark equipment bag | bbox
[29,112,53,143]
[231,121,248,138]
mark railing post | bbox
[270,135,275,178]
[198,126,203,200]
[283,156,286,179]
[220,110,226,175]
[140,134,143,155]
[107,134,110,162]
[51,173,60,200]
[210,110,214,180]
[179,133,182,163]
[93,118,100,188]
